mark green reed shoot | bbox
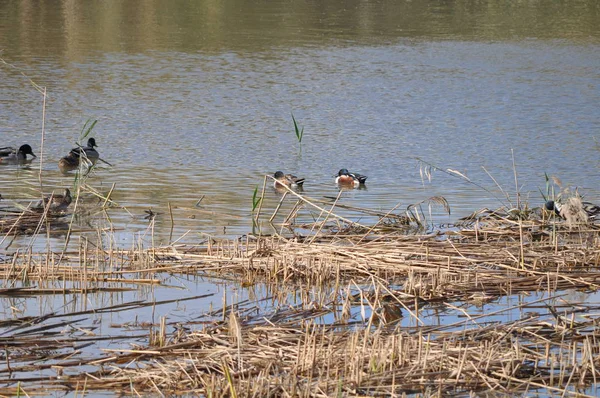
[252,186,262,212]
[292,113,304,143]
[540,172,559,203]
[80,118,98,139]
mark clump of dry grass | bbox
[0,208,68,235]
[559,196,590,226]
[111,307,600,396]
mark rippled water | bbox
[2,38,599,246]
[4,16,600,206]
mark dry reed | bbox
[0,196,599,396]
[1,173,600,396]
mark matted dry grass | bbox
[0,290,598,396]
[1,190,600,396]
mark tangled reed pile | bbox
[0,195,599,396]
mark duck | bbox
[58,152,81,173]
[37,188,72,212]
[69,137,99,163]
[58,138,100,173]
[273,171,305,189]
[335,168,367,187]
[544,198,600,223]
[0,144,37,164]
[543,200,558,215]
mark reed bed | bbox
[146,216,600,300]
[85,307,600,396]
[0,207,69,235]
[1,186,600,396]
[3,63,594,394]
[0,286,598,397]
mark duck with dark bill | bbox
[273,171,305,189]
[0,144,36,164]
[58,138,100,173]
[335,168,367,187]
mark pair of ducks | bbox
[1,140,93,212]
[58,138,100,173]
[273,168,368,189]
[0,138,100,174]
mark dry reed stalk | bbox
[38,85,47,187]
[307,189,344,244]
[253,175,268,227]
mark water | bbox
[2,40,597,243]
[2,2,599,246]
[1,1,599,394]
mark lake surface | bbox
[1,1,600,394]
[1,0,599,247]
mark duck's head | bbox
[19,144,36,158]
[87,138,98,148]
[337,168,350,176]
[274,171,285,179]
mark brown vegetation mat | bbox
[0,207,69,235]
[0,213,599,396]
[74,309,600,397]
[151,216,600,299]
[0,291,598,397]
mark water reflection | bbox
[3,1,600,57]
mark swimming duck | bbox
[37,188,72,212]
[335,168,367,187]
[0,144,37,164]
[58,138,100,173]
[545,199,600,222]
[273,171,305,189]
[58,152,81,173]
[70,137,99,163]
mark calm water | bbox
[1,1,600,393]
[1,1,599,247]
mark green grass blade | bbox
[80,118,98,139]
[252,186,262,211]
[292,113,303,143]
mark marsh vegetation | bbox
[1,174,599,396]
